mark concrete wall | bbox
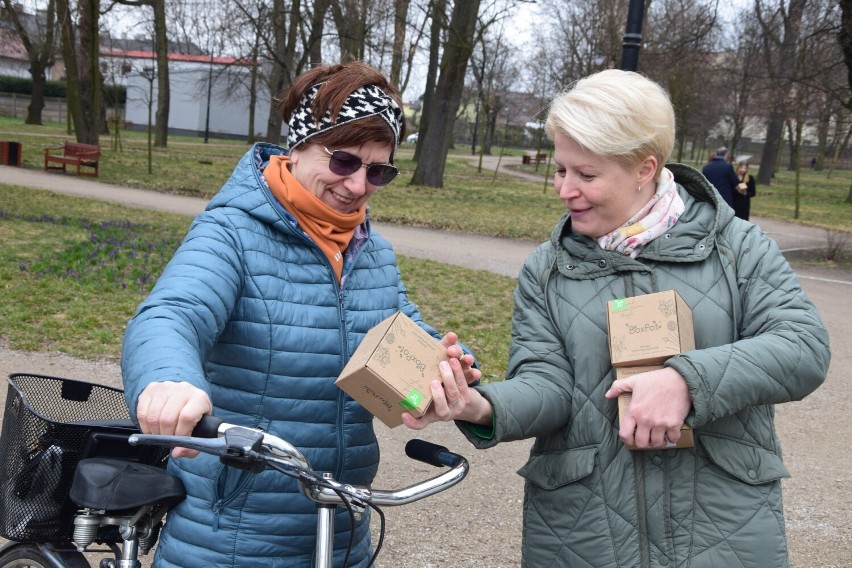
[124,63,282,139]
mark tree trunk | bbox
[26,64,47,125]
[305,0,330,66]
[412,0,446,163]
[786,119,797,171]
[265,0,289,143]
[330,0,367,60]
[2,0,58,126]
[757,0,806,185]
[411,0,481,187]
[152,0,169,147]
[247,38,259,144]
[390,0,411,87]
[57,0,82,138]
[73,0,101,145]
[839,0,852,203]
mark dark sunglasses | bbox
[322,147,399,186]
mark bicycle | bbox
[0,373,470,568]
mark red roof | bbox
[101,48,249,66]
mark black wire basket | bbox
[0,373,168,542]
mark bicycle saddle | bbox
[70,458,186,511]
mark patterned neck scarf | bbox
[597,167,684,258]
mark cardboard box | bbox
[607,290,695,367]
[336,312,447,428]
[614,366,694,449]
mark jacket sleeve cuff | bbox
[461,415,496,440]
[666,356,708,426]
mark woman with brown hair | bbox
[121,60,477,567]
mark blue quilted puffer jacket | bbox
[121,143,442,567]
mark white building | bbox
[115,49,282,140]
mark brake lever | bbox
[129,426,267,473]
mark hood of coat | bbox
[205,142,373,237]
[549,163,734,279]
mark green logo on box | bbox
[399,388,424,411]
[611,298,628,312]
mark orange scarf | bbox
[263,155,365,283]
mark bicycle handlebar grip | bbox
[191,415,224,438]
[405,439,462,468]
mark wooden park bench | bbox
[43,142,101,177]
[522,152,548,165]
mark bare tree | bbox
[56,0,101,144]
[716,6,764,160]
[265,0,305,143]
[793,0,846,171]
[534,0,627,88]
[642,0,720,163]
[411,0,481,187]
[1,0,59,125]
[114,0,170,147]
[390,0,411,86]
[412,0,445,162]
[840,0,852,203]
[755,0,807,185]
[328,0,373,59]
[304,0,331,66]
[470,22,519,159]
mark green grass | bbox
[2,116,848,235]
[746,168,851,230]
[0,185,191,358]
[0,116,245,196]
[0,184,516,379]
[0,117,849,379]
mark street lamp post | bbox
[621,0,645,71]
[204,54,213,144]
[140,66,156,175]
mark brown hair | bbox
[278,61,406,150]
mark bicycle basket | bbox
[0,373,168,542]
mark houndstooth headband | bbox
[287,83,404,152]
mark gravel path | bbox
[0,261,849,567]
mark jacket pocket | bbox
[517,447,597,490]
[699,434,789,484]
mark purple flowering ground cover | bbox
[0,184,190,359]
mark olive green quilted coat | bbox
[465,164,830,568]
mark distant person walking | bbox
[701,146,738,208]
[732,160,756,220]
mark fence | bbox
[0,93,124,125]
[0,93,68,123]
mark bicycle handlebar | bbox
[128,416,469,509]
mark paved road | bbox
[1,163,850,566]
[1,163,847,280]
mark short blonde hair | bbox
[544,69,675,179]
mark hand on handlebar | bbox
[136,381,212,459]
[402,357,493,430]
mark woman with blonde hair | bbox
[733,159,757,220]
[405,69,829,567]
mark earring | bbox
[637,184,642,192]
